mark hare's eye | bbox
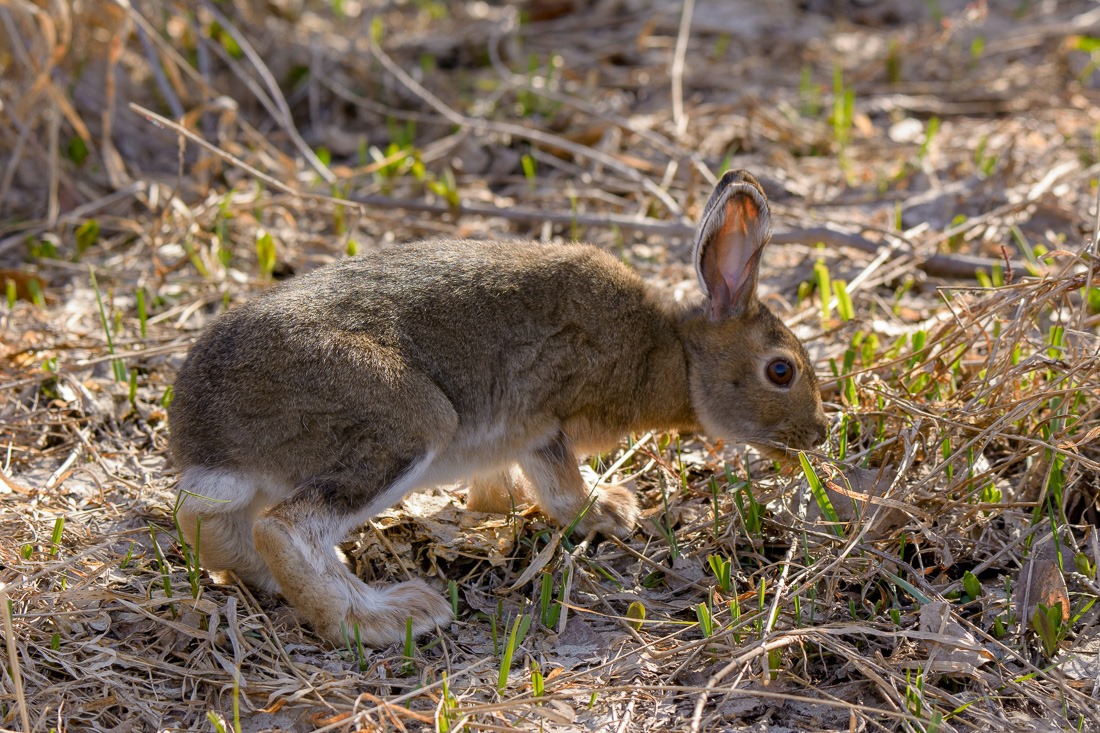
[766,358,794,387]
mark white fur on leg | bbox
[252,452,451,646]
[176,467,287,592]
[253,515,450,646]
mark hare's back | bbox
[169,239,669,469]
[262,238,647,327]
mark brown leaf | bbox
[1015,532,1071,628]
[525,0,578,22]
[918,601,993,670]
[808,464,913,535]
[0,269,51,304]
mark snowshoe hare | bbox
[170,170,828,646]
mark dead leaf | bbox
[1015,532,1071,629]
[0,269,52,304]
[506,529,561,590]
[0,469,35,495]
[552,615,604,667]
[526,0,578,22]
[1056,631,1100,681]
[918,601,993,670]
[806,464,914,535]
[529,700,576,725]
[395,490,520,568]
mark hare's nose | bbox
[812,420,828,447]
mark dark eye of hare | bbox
[766,358,794,387]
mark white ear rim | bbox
[691,179,773,298]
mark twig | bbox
[0,102,33,214]
[613,695,637,733]
[1076,168,1100,331]
[688,635,808,733]
[0,583,31,733]
[367,39,686,218]
[310,658,494,733]
[922,161,1084,252]
[47,97,60,227]
[135,23,184,120]
[127,110,1021,281]
[670,0,695,138]
[198,0,335,184]
[127,104,361,210]
[350,192,1024,279]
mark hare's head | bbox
[683,171,828,456]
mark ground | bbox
[2,0,1100,731]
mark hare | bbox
[169,170,828,646]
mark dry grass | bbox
[2,0,1100,731]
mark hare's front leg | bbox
[519,431,639,538]
[252,456,452,647]
[467,465,535,514]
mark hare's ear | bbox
[692,170,773,321]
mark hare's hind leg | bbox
[176,467,279,592]
[250,366,458,647]
[519,430,639,538]
[253,452,451,646]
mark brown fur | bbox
[169,170,828,646]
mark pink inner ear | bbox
[714,196,760,298]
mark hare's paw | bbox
[318,578,452,648]
[573,485,639,538]
[254,515,450,647]
[384,579,453,637]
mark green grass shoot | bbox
[814,259,832,320]
[74,219,99,260]
[521,153,537,190]
[800,453,842,537]
[626,601,645,631]
[50,517,64,555]
[531,660,545,698]
[707,554,732,594]
[833,279,854,321]
[255,229,276,279]
[695,602,713,638]
[497,613,531,693]
[918,116,940,161]
[89,268,126,381]
[402,617,416,675]
[148,525,176,616]
[136,288,148,338]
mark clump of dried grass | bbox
[2,1,1100,731]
